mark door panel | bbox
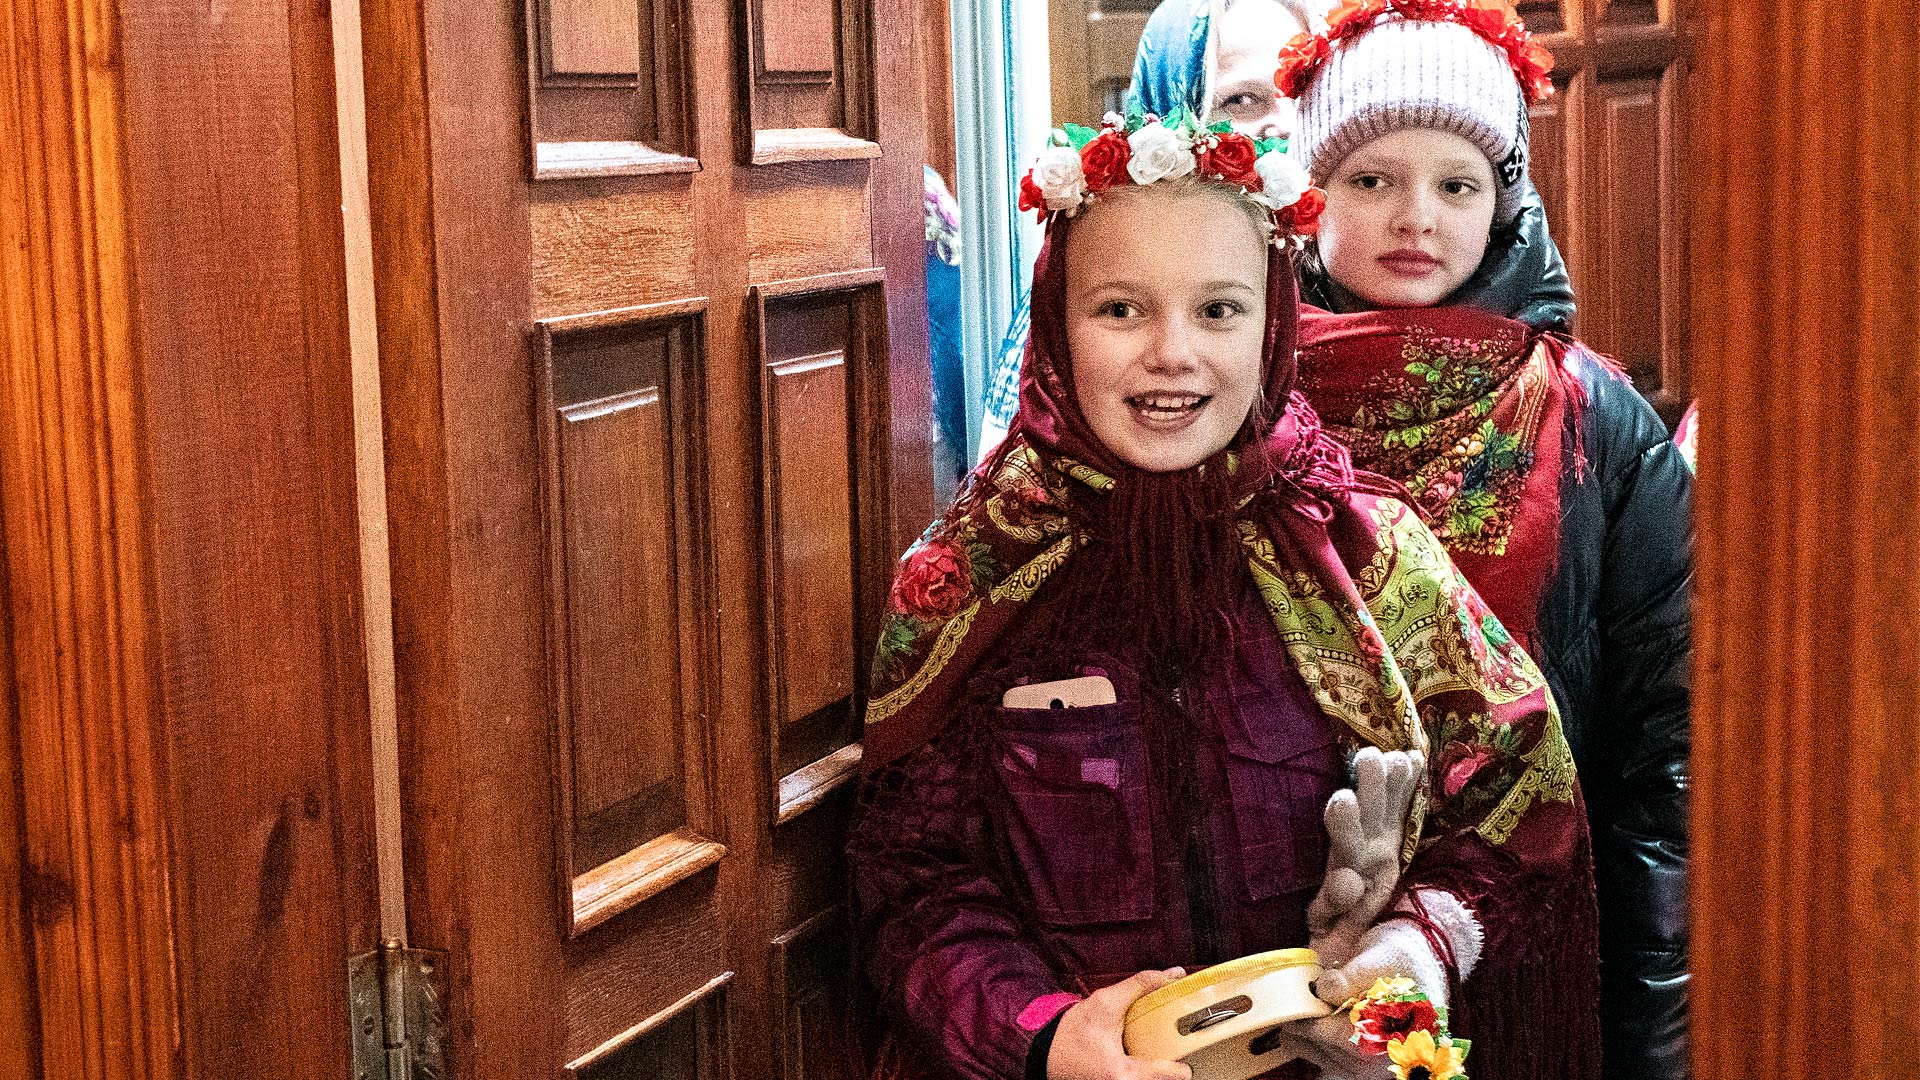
[1525,0,1697,423]
[362,0,931,1071]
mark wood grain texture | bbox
[117,0,383,1073]
[0,544,36,1079]
[547,0,644,76]
[5,0,382,1077]
[535,182,699,318]
[746,162,873,284]
[1689,1,1920,1076]
[766,353,858,724]
[360,0,564,1076]
[0,3,179,1073]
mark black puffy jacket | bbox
[1535,352,1692,1080]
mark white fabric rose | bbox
[1125,121,1196,185]
[1031,145,1087,212]
[1251,150,1311,208]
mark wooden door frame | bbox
[2,1,381,1077]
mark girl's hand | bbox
[1047,968,1194,1080]
[1307,748,1426,967]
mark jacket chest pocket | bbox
[993,704,1156,926]
[1215,688,1344,901]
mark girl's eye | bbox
[1220,91,1265,114]
[1349,174,1386,191]
[1202,300,1244,320]
[1098,300,1142,319]
[1442,178,1482,196]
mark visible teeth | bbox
[1135,395,1202,410]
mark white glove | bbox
[1273,892,1484,1080]
[1307,747,1426,968]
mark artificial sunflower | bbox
[1388,1028,1468,1080]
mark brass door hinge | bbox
[349,941,448,1080]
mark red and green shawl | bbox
[1295,305,1593,649]
[862,224,1585,875]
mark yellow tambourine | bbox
[1121,949,1334,1079]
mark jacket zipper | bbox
[1164,683,1225,964]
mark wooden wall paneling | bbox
[1525,75,1576,268]
[921,0,958,185]
[120,0,385,1071]
[751,270,889,824]
[868,0,937,558]
[0,535,35,1080]
[738,0,882,162]
[1690,2,1920,1076]
[771,907,860,1080]
[567,972,735,1079]
[536,299,727,936]
[360,0,564,1075]
[529,0,700,177]
[0,5,180,1075]
[1047,0,1093,130]
[1521,0,1692,423]
[1579,72,1663,385]
[6,0,383,1077]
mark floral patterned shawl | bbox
[861,214,1582,867]
[1295,305,1583,649]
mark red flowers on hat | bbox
[1276,0,1556,105]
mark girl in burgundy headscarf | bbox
[849,112,1600,1080]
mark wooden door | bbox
[359,0,933,1075]
[1520,0,1698,424]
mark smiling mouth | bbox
[1126,393,1211,425]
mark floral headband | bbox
[1017,109,1326,248]
[1277,0,1555,104]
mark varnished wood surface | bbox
[1689,2,1920,1076]
[1,4,182,1078]
[4,0,382,1076]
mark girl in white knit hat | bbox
[1282,3,1694,1079]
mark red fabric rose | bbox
[1018,173,1046,219]
[1079,132,1132,192]
[1275,30,1333,99]
[1276,187,1326,236]
[1198,133,1261,187]
[891,540,974,619]
[1353,998,1442,1055]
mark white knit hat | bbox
[1288,13,1531,224]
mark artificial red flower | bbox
[1199,133,1262,187]
[891,540,974,619]
[1276,186,1326,236]
[1275,29,1333,98]
[1079,131,1132,192]
[1353,998,1443,1055]
[1018,173,1047,219]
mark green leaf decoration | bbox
[1208,118,1234,135]
[1254,137,1282,156]
[1062,122,1099,150]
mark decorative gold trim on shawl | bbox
[989,535,1077,603]
[1476,703,1579,845]
[864,599,982,727]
